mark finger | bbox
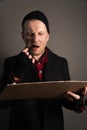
[28,54,32,59]
[22,48,30,56]
[67,91,80,100]
[13,76,21,83]
[32,58,35,63]
[22,48,28,53]
[85,87,87,94]
[28,55,35,63]
[82,86,87,95]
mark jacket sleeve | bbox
[0,58,14,93]
[0,52,39,109]
[61,58,85,112]
[12,52,32,80]
[11,52,39,82]
[61,58,70,80]
[0,60,13,109]
[62,94,85,112]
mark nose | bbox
[33,34,38,42]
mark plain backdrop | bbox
[0,0,87,130]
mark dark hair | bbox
[22,10,50,33]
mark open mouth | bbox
[29,45,39,50]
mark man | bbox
[0,10,87,130]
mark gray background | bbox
[0,0,87,130]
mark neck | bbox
[33,55,42,61]
[33,50,46,61]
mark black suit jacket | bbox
[0,48,82,130]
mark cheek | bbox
[43,37,48,45]
[23,37,30,46]
[24,36,31,43]
[41,41,47,49]
[43,35,49,43]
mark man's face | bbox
[22,20,49,58]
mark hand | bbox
[22,48,35,63]
[65,86,87,101]
[80,86,87,95]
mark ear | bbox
[47,34,50,42]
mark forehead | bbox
[23,19,47,31]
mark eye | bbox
[26,32,34,37]
[39,32,44,35]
